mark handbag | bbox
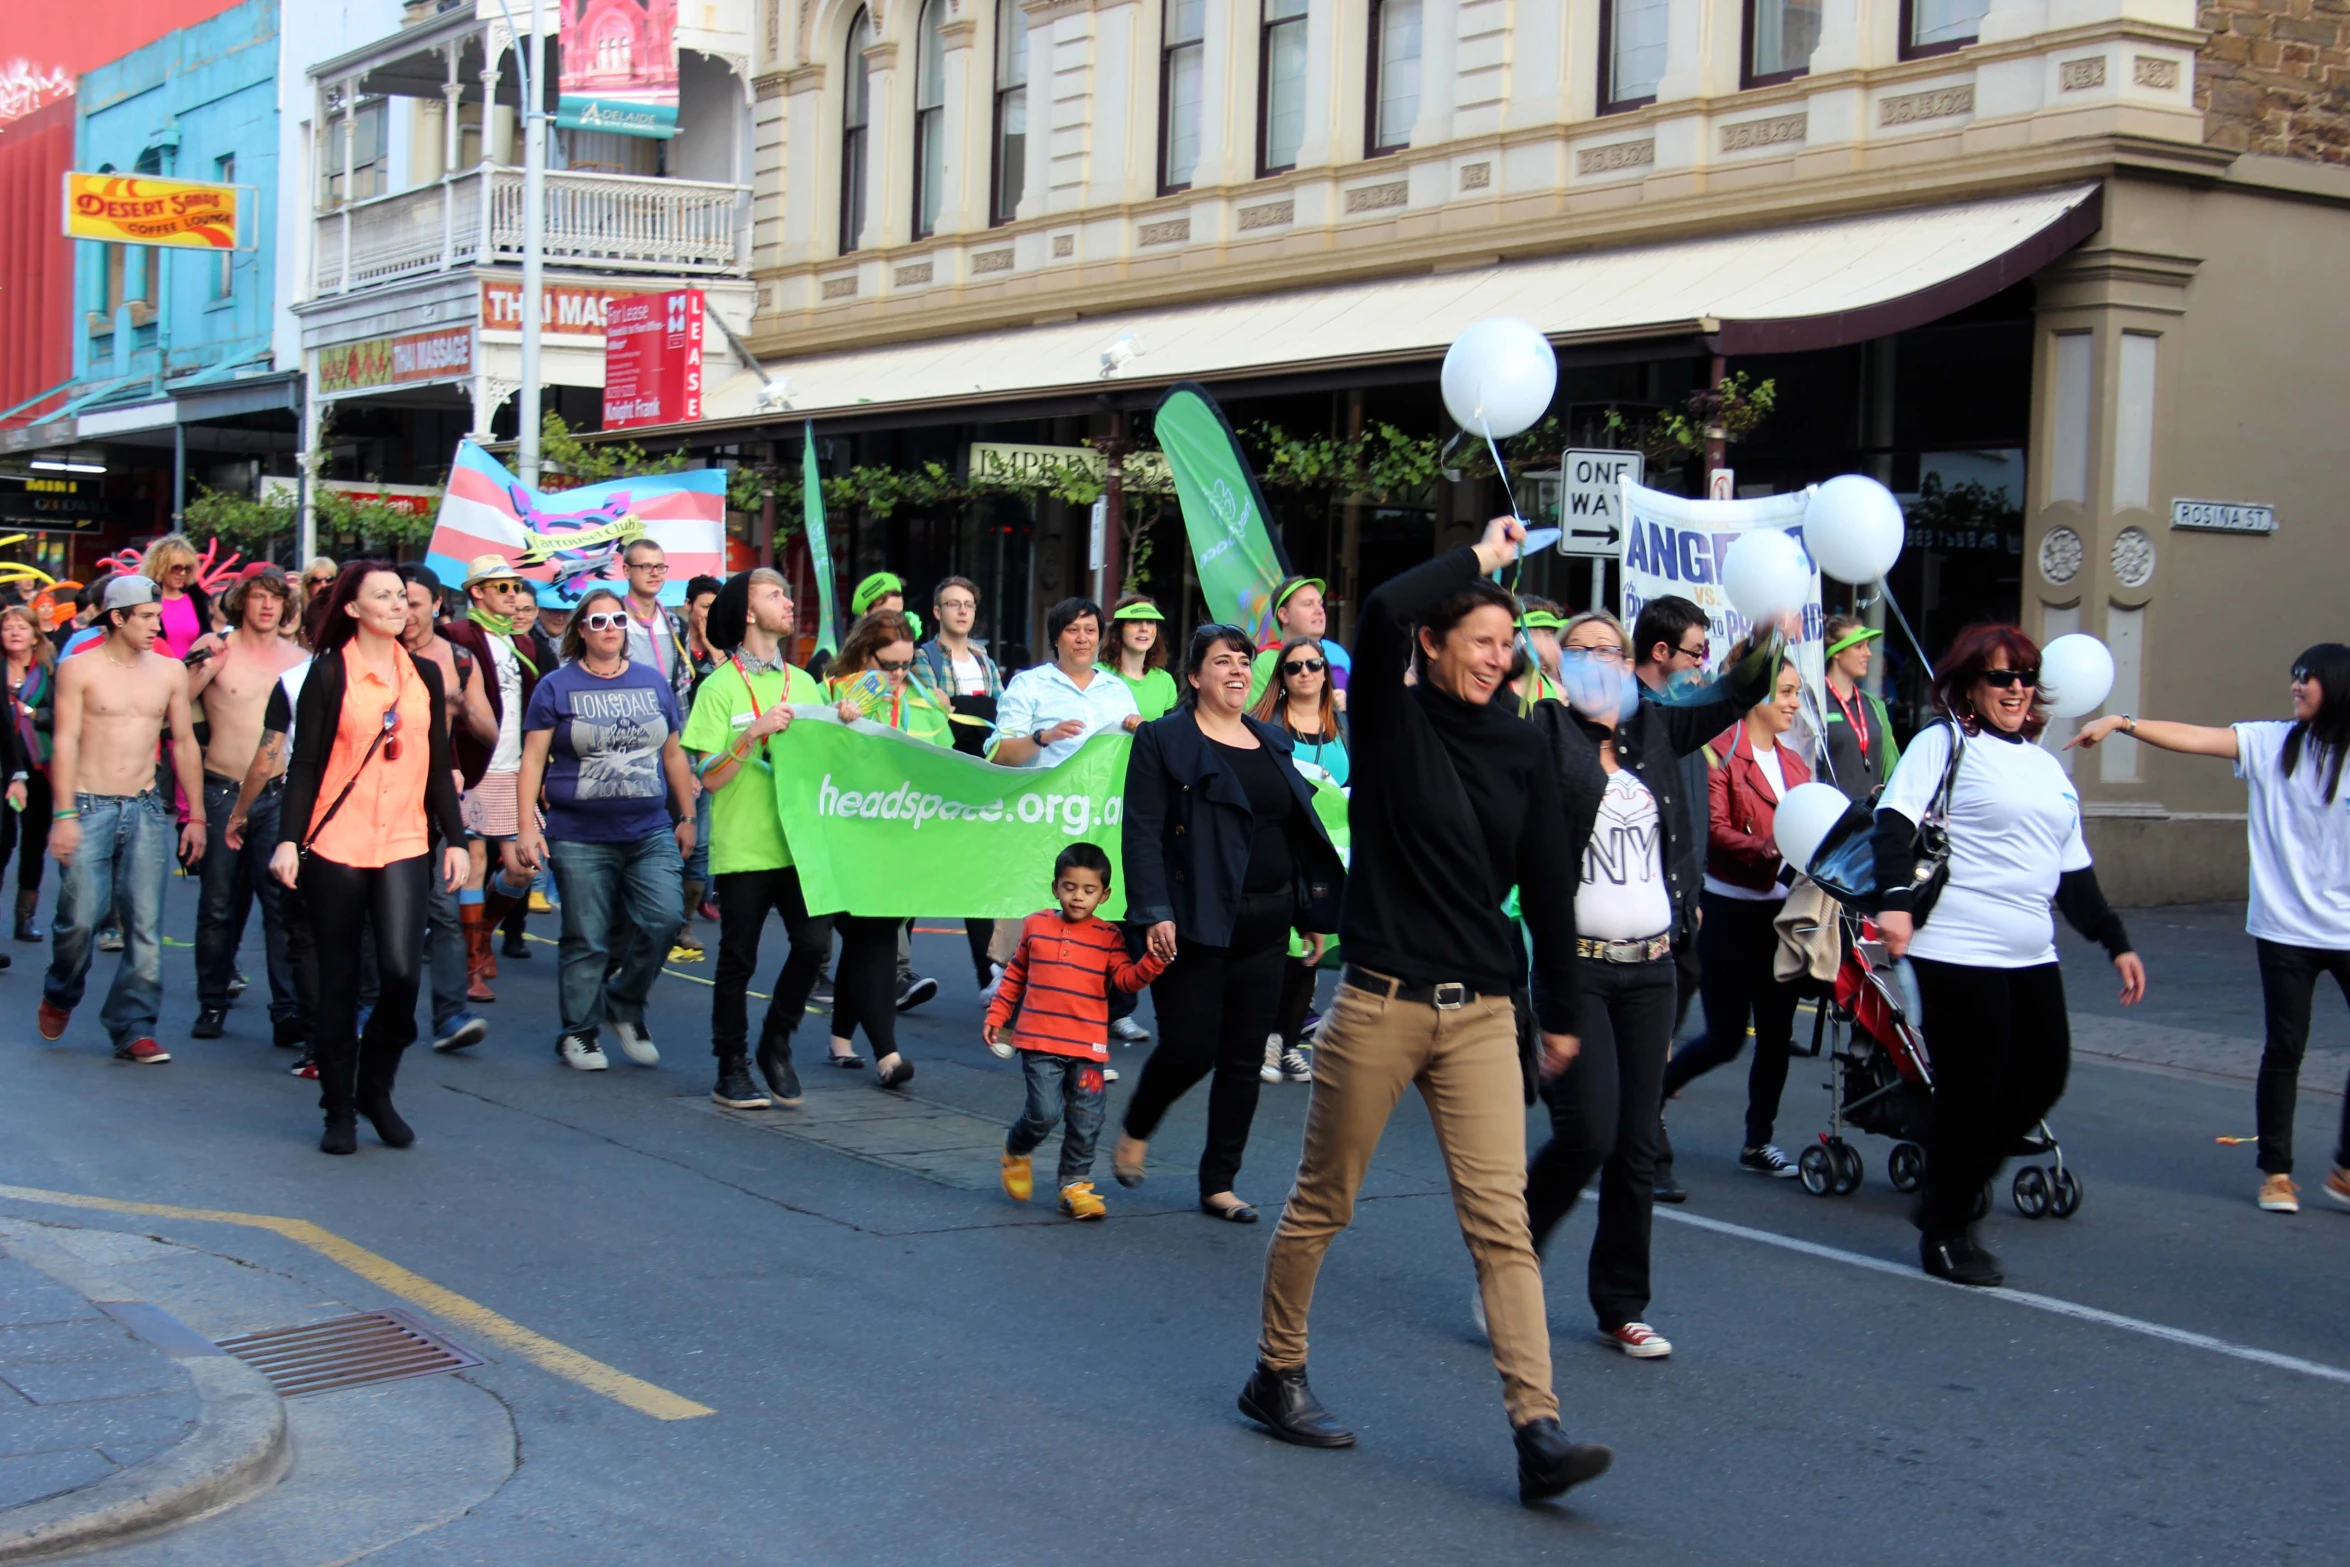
[1807,720,1964,920]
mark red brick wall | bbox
[2199,0,2350,162]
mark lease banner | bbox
[63,172,248,249]
[772,717,1133,919]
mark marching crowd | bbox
[15,517,2347,1503]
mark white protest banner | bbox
[1619,479,1827,753]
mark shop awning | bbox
[741,183,2100,427]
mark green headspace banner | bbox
[771,714,1134,918]
[1156,383,1292,645]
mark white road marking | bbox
[1647,1202,2350,1388]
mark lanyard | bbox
[1829,681,1871,760]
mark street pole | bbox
[517,0,546,486]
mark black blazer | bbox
[1122,707,1345,946]
[277,645,467,857]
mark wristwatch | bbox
[2121,714,2138,735]
[1032,727,1051,746]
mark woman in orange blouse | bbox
[272,564,467,1156]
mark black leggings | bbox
[0,771,52,900]
[307,853,431,1059]
[711,867,833,1060]
[1122,890,1292,1198]
[1663,893,1804,1147]
[827,914,907,1061]
[2253,940,2350,1175]
[1909,958,2070,1241]
[1274,956,1319,1048]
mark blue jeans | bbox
[44,791,172,1046]
[1006,1050,1107,1190]
[196,774,298,1019]
[548,831,682,1040]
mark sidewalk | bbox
[0,1243,285,1563]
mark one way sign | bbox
[1556,450,1643,557]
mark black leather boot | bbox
[1515,1417,1613,1503]
[1237,1361,1356,1448]
[316,1039,359,1156]
[355,1040,415,1149]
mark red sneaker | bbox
[114,1037,170,1065]
[36,1001,69,1040]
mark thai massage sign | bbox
[315,327,476,397]
[62,173,251,249]
[557,0,681,138]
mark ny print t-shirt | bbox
[1576,767,1675,941]
[522,661,682,843]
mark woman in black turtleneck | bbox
[1239,518,1611,1508]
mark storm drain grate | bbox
[215,1307,482,1397]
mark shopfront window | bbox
[1745,0,1821,85]
[1603,0,1670,112]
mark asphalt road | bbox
[2,882,2345,1566]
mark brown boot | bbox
[461,905,496,1003]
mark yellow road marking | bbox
[0,1184,713,1422]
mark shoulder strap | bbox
[300,723,391,857]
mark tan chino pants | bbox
[1258,979,1559,1426]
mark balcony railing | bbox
[314,167,749,297]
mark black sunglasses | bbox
[1282,658,1326,676]
[380,705,404,762]
[875,657,914,673]
[1979,667,2040,689]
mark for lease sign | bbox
[602,289,704,430]
[63,172,247,249]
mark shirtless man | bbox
[184,566,310,1041]
[39,576,207,1062]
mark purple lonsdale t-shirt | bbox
[521,661,682,843]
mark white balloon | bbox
[1440,317,1557,440]
[1804,474,1906,585]
[1775,782,1857,878]
[2039,633,2116,718]
[1720,527,1811,622]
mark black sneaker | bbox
[190,1007,227,1039]
[1515,1418,1613,1504]
[272,1016,308,1050]
[808,978,835,1012]
[1739,1145,1799,1178]
[225,973,247,1000]
[14,913,41,943]
[1921,1234,2003,1287]
[756,1041,803,1107]
[711,1059,772,1110]
[894,975,937,1013]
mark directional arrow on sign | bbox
[1569,524,1620,545]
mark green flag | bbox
[772,715,1134,918]
[1155,383,1292,644]
[803,421,840,654]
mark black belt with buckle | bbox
[1342,965,1510,1012]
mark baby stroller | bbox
[1796,905,2083,1221]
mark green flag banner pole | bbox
[803,420,840,655]
[1155,383,1294,645]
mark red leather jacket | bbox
[1705,722,1813,893]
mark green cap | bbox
[1273,577,1327,613]
[1111,601,1165,623]
[851,571,905,617]
[1825,625,1884,658]
[1520,609,1567,631]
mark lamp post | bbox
[494,0,549,486]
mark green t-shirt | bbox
[1108,665,1179,722]
[683,658,823,875]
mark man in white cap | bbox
[440,554,542,1001]
[39,575,208,1063]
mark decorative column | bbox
[859,36,902,251]
[1408,0,1460,149]
[779,63,827,264]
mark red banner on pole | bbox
[602,288,703,430]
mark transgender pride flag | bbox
[424,439,726,608]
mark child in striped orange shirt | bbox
[986,842,1168,1219]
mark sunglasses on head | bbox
[1282,658,1325,676]
[1979,667,2039,689]
[580,611,627,632]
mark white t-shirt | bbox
[1577,768,1675,940]
[2233,720,2350,949]
[1880,722,2090,968]
[487,635,523,773]
[947,650,988,696]
[1705,735,1793,903]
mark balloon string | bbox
[1877,578,1935,675]
[1484,429,1521,524]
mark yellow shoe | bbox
[2258,1172,2300,1213]
[1000,1151,1032,1202]
[1058,1181,1106,1221]
[529,890,556,914]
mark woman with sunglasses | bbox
[272,564,468,1156]
[817,610,952,1087]
[2069,643,2350,1214]
[511,589,698,1073]
[1875,626,2145,1286]
[1248,634,1349,1084]
[1520,608,1780,1361]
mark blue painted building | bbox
[11,0,300,532]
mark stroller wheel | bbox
[1888,1142,1925,1193]
[1970,1183,1991,1222]
[2048,1167,2084,1219]
[1798,1143,1837,1196]
[2012,1165,2051,1219]
[1830,1140,1864,1195]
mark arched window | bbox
[912,0,946,239]
[841,8,872,254]
[1257,0,1307,176]
[990,0,1028,225]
